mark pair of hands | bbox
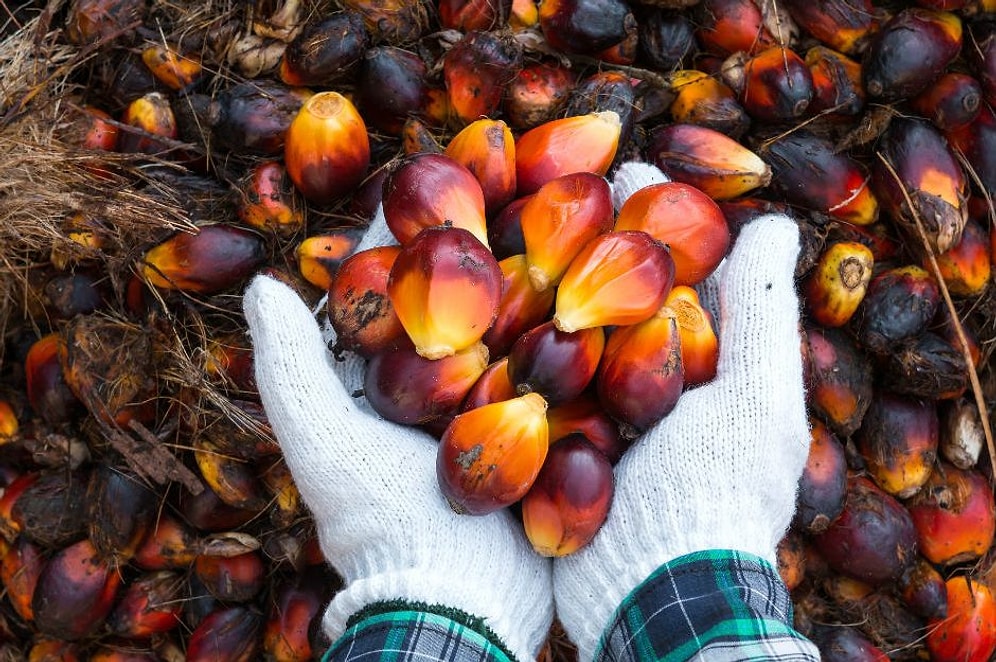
[242,163,810,661]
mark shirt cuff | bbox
[595,549,821,661]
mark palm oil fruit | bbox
[213,80,310,156]
[328,245,406,359]
[443,30,522,126]
[538,0,636,57]
[927,576,996,662]
[668,69,750,139]
[520,171,614,292]
[805,46,865,117]
[482,254,556,359]
[284,91,370,205]
[503,61,575,131]
[729,46,814,123]
[437,392,549,515]
[507,321,604,406]
[855,391,938,499]
[803,241,875,328]
[804,326,873,438]
[278,12,369,87]
[853,265,941,355]
[784,0,878,55]
[664,286,718,386]
[515,111,621,195]
[930,216,991,297]
[692,0,777,56]
[186,606,262,662]
[911,72,982,131]
[295,227,365,291]
[33,538,122,640]
[107,571,183,638]
[387,225,502,360]
[235,160,304,237]
[546,394,627,464]
[381,152,489,248]
[521,434,613,556]
[118,92,177,155]
[461,357,517,412]
[793,419,847,535]
[444,118,517,216]
[142,224,266,294]
[908,464,996,567]
[140,43,202,91]
[897,558,947,622]
[354,46,431,135]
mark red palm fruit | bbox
[483,255,556,358]
[178,481,258,532]
[194,551,266,602]
[213,81,310,156]
[355,47,430,135]
[77,105,119,151]
[364,341,489,426]
[1,536,44,621]
[814,475,917,586]
[898,557,947,621]
[89,646,158,662]
[803,241,875,327]
[726,46,813,122]
[133,515,200,571]
[520,172,613,292]
[693,0,776,56]
[295,227,365,292]
[118,92,176,155]
[186,605,263,662]
[547,394,627,464]
[194,439,269,511]
[947,105,996,208]
[668,70,750,139]
[853,265,941,355]
[28,639,80,662]
[25,333,81,425]
[263,566,334,662]
[792,419,847,535]
[908,464,996,566]
[783,0,877,55]
[554,231,675,333]
[538,0,635,56]
[65,0,145,45]
[521,434,613,556]
[515,112,621,196]
[881,331,969,400]
[328,246,405,358]
[614,182,730,286]
[804,328,872,437]
[927,576,996,662]
[762,132,878,226]
[142,224,266,294]
[664,286,719,386]
[863,8,962,103]
[279,12,369,87]
[873,117,968,254]
[775,530,807,591]
[87,465,156,565]
[488,195,529,260]
[437,392,549,515]
[507,321,604,406]
[646,124,771,200]
[0,472,39,540]
[382,153,489,248]
[811,626,889,661]
[204,333,257,394]
[107,570,184,637]
[596,306,683,434]
[941,398,984,470]
[855,391,938,499]
[443,31,522,127]
[805,46,865,117]
[141,44,202,91]
[445,118,517,216]
[503,61,575,131]
[284,91,369,205]
[388,226,501,359]
[462,357,517,412]
[439,0,505,31]
[0,400,16,441]
[339,0,430,44]
[33,538,122,640]
[236,161,304,237]
[911,72,982,131]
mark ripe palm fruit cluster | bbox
[3,0,996,658]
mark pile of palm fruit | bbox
[1,0,995,659]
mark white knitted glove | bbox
[242,213,553,661]
[553,201,809,659]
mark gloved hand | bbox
[242,211,554,661]
[554,164,810,660]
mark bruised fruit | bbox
[852,265,940,355]
[665,286,718,386]
[328,246,405,359]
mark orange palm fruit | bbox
[522,434,613,556]
[515,111,621,195]
[792,419,847,535]
[444,118,517,216]
[614,181,730,286]
[946,105,996,213]
[0,400,17,441]
[186,606,262,662]
[762,132,878,226]
[693,0,777,56]
[194,551,266,602]
[401,117,442,155]
[382,152,489,248]
[25,332,81,426]
[546,393,627,464]
[213,80,310,156]
[194,438,269,511]
[664,286,718,386]
[647,123,771,200]
[328,245,405,359]
[279,13,369,87]
[133,514,202,571]
[489,195,529,260]
[931,217,990,297]
[907,464,996,566]
[726,46,814,122]
[805,46,865,117]
[482,254,556,359]
[596,306,683,435]
[507,321,604,406]
[804,326,873,438]
[855,391,938,499]
[927,576,996,662]
[264,566,335,662]
[503,61,575,131]
[107,570,184,638]
[142,224,266,294]
[118,92,177,155]
[511,0,539,29]
[554,231,675,333]
[668,69,749,139]
[437,392,549,515]
[76,105,119,151]
[141,43,202,90]
[364,341,489,427]
[803,241,875,328]
[284,91,370,205]
[387,226,502,359]
[461,357,518,412]
[443,30,522,126]
[27,639,80,662]
[236,160,305,237]
[339,0,429,43]
[260,458,301,528]
[438,0,505,30]
[1,536,44,621]
[520,172,614,292]
[564,71,637,148]
[783,0,878,55]
[295,227,365,291]
[775,531,807,592]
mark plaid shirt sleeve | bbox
[596,549,821,661]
